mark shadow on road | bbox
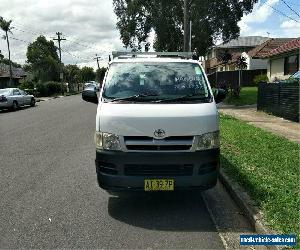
[108,191,217,232]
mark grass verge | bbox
[220,114,299,242]
[224,87,257,106]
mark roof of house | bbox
[263,37,300,58]
[248,38,295,58]
[216,36,269,48]
[0,64,26,78]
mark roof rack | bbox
[112,51,193,59]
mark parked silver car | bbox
[0,88,36,111]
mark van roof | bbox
[111,57,201,64]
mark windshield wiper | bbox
[153,93,211,103]
[106,93,159,102]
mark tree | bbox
[217,49,232,66]
[26,36,60,82]
[0,50,4,61]
[80,67,95,82]
[95,67,107,84]
[113,0,258,55]
[64,64,81,91]
[0,16,13,86]
[216,49,232,91]
[236,56,247,70]
[235,56,248,96]
[0,54,21,68]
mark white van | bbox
[82,52,226,193]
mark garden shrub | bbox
[254,74,269,85]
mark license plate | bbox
[144,179,174,191]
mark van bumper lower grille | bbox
[124,164,193,176]
[124,136,194,151]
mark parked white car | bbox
[82,52,226,194]
[0,88,36,111]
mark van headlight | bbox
[94,132,122,151]
[195,131,220,150]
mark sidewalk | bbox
[36,93,80,102]
[36,96,64,102]
[218,104,300,144]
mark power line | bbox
[61,48,94,62]
[266,2,300,23]
[9,36,94,62]
[13,27,43,37]
[10,35,97,62]
[284,0,300,7]
[66,38,100,51]
[10,36,31,44]
[280,0,300,18]
[5,21,113,64]
[11,23,112,57]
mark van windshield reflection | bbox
[102,62,211,103]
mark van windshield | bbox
[102,62,211,103]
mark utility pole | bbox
[189,20,192,52]
[183,0,190,52]
[53,32,66,95]
[94,54,101,70]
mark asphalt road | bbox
[0,95,254,249]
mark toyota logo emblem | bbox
[154,129,166,138]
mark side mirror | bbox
[213,88,226,104]
[82,89,98,104]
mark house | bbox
[204,36,269,73]
[204,36,295,74]
[0,64,27,88]
[263,37,300,81]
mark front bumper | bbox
[95,149,219,191]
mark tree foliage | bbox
[80,66,96,82]
[0,55,21,68]
[0,16,12,33]
[0,16,13,84]
[26,36,60,82]
[95,67,107,83]
[236,56,248,70]
[64,64,82,91]
[64,64,81,83]
[217,49,232,65]
[113,0,258,55]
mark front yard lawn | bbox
[220,114,299,241]
[224,87,257,106]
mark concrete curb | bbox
[219,169,283,250]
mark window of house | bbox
[284,54,299,75]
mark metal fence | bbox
[257,83,299,122]
[207,69,267,88]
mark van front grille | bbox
[124,164,194,176]
[124,136,194,151]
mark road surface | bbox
[0,95,254,249]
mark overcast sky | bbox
[1,0,299,69]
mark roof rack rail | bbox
[112,51,193,59]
